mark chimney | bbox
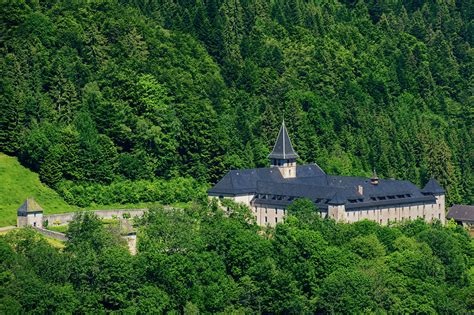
[371,169,379,185]
[357,185,364,195]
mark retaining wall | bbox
[33,227,68,241]
[44,209,148,226]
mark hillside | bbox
[0,1,472,207]
[0,153,77,226]
[0,202,472,313]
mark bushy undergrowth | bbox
[57,178,207,207]
[0,201,472,313]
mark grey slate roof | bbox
[17,197,44,215]
[268,122,299,160]
[328,192,346,205]
[447,205,474,222]
[208,164,439,210]
[421,178,445,194]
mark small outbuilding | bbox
[17,197,44,228]
[447,204,474,229]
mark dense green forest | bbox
[1,201,472,313]
[1,0,473,206]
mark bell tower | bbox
[268,121,298,178]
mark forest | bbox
[0,200,472,313]
[0,0,472,207]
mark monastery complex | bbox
[208,122,446,226]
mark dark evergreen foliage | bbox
[0,0,472,205]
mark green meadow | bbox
[0,153,78,227]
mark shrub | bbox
[56,178,207,207]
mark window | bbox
[265,208,267,214]
[275,217,278,223]
[438,213,441,219]
[380,219,382,224]
[33,222,36,227]
[275,208,278,215]
[265,217,268,223]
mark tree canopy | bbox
[0,202,472,313]
[0,0,472,206]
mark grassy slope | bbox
[0,153,78,226]
[0,153,185,227]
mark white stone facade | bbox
[215,193,445,227]
[17,211,43,228]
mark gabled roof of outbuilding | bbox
[268,121,299,160]
[421,178,445,194]
[447,204,474,222]
[17,197,43,214]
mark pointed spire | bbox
[17,197,44,214]
[328,191,346,205]
[268,121,299,160]
[421,178,445,194]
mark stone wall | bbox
[33,227,68,241]
[253,206,286,226]
[124,234,137,255]
[344,201,444,225]
[249,198,444,227]
[44,209,148,226]
[210,194,446,227]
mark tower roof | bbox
[328,191,346,205]
[17,197,44,214]
[421,178,445,194]
[268,121,299,160]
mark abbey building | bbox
[208,122,446,226]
